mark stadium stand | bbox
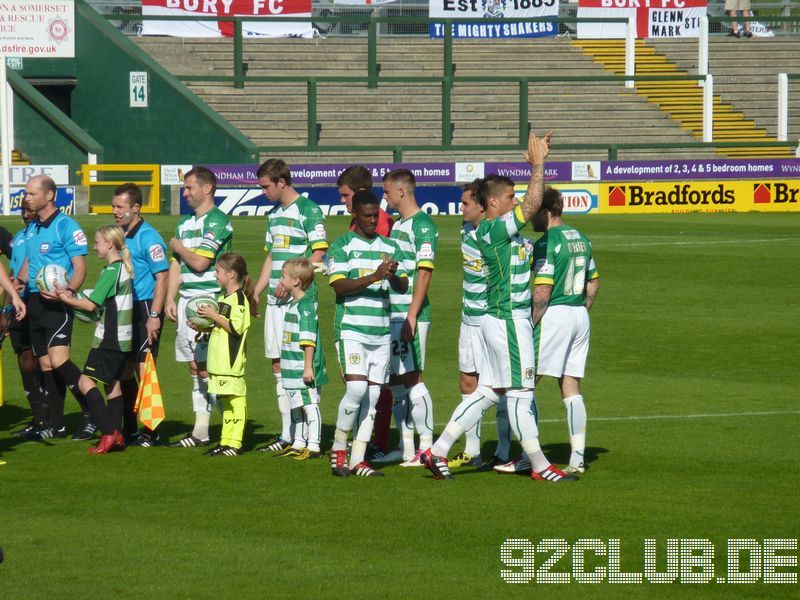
[133,35,715,162]
[11,0,800,166]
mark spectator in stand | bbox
[726,0,753,38]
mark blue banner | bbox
[5,187,76,215]
[428,20,557,38]
[184,183,599,217]
[182,186,466,217]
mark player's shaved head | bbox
[383,168,416,194]
[482,174,515,200]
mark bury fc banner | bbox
[577,0,707,39]
[429,0,559,39]
[141,0,314,38]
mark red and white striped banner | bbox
[577,0,707,39]
[141,0,313,38]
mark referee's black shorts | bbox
[7,304,31,354]
[132,300,163,363]
[27,293,73,357]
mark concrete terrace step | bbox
[135,35,789,161]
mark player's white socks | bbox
[520,438,551,474]
[192,411,210,441]
[564,394,587,468]
[390,384,414,458]
[191,375,211,440]
[332,428,349,452]
[408,382,434,451]
[506,391,540,443]
[290,407,306,449]
[432,386,498,457]
[191,375,205,413]
[355,385,381,443]
[303,404,321,453]
[463,394,482,457]
[274,373,292,443]
[335,380,368,437]
[507,391,550,473]
[350,440,367,469]
[494,399,511,461]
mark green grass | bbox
[0,212,798,598]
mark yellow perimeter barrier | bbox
[80,164,161,214]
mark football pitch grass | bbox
[0,212,798,598]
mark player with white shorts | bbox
[175,296,209,364]
[327,190,408,477]
[253,159,328,453]
[423,134,577,483]
[535,305,591,379]
[376,169,439,467]
[448,181,511,470]
[530,187,599,475]
[165,167,234,448]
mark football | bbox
[73,289,101,323]
[185,296,218,331]
[35,264,69,293]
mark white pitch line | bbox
[438,236,800,246]
[436,409,800,427]
[608,237,800,248]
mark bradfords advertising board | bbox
[601,181,800,213]
[428,0,559,39]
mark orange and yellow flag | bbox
[134,352,165,430]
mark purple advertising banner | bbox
[600,158,800,181]
[485,162,573,182]
[204,158,800,186]
[207,163,458,186]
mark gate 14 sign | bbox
[130,72,148,108]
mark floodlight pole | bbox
[0,54,11,216]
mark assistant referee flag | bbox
[134,353,165,429]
